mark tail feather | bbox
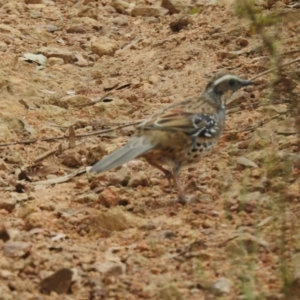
[89,137,154,173]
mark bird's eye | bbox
[229,79,235,86]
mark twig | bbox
[226,112,286,134]
[279,49,300,56]
[218,235,239,247]
[34,148,58,163]
[69,126,76,148]
[250,57,300,81]
[32,167,86,185]
[73,93,112,107]
[0,120,142,147]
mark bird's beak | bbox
[241,79,255,86]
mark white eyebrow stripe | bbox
[213,74,239,86]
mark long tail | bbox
[89,136,154,173]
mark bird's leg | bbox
[147,161,173,188]
[172,166,187,204]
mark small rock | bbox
[42,24,59,33]
[78,4,98,19]
[202,219,214,229]
[9,192,28,202]
[161,0,191,14]
[237,156,258,168]
[66,25,86,34]
[86,145,108,166]
[37,47,75,63]
[40,104,67,118]
[0,41,7,52]
[212,277,233,294]
[111,0,134,14]
[158,285,183,300]
[94,261,126,276]
[0,223,10,242]
[30,10,42,18]
[2,241,31,257]
[73,17,103,30]
[236,38,249,47]
[0,269,14,279]
[86,208,133,232]
[0,24,21,36]
[0,159,10,171]
[24,212,46,231]
[40,268,73,294]
[145,16,160,23]
[48,57,64,66]
[0,198,16,213]
[54,95,92,108]
[170,14,193,32]
[136,240,150,251]
[97,189,120,208]
[128,171,149,187]
[111,16,129,26]
[148,75,161,84]
[61,151,83,168]
[75,193,97,204]
[5,151,24,164]
[2,2,23,13]
[0,124,17,142]
[108,167,130,186]
[131,6,168,17]
[91,36,118,57]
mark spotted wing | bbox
[139,108,219,138]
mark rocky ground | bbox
[0,0,300,299]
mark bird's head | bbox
[205,74,254,108]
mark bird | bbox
[89,73,254,204]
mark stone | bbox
[0,24,21,36]
[75,193,98,204]
[40,268,73,294]
[237,156,258,168]
[9,192,29,202]
[111,0,134,14]
[48,57,64,66]
[236,38,249,47]
[90,37,119,57]
[61,151,83,168]
[97,189,120,208]
[0,198,16,213]
[128,171,150,187]
[94,261,126,276]
[108,167,130,186]
[86,145,108,166]
[131,6,168,17]
[40,105,67,118]
[2,241,31,257]
[66,25,86,34]
[23,212,45,230]
[37,47,75,63]
[75,17,102,30]
[0,223,10,242]
[212,277,233,294]
[49,95,92,108]
[89,209,132,231]
[0,41,7,52]
[170,14,193,32]
[158,285,183,300]
[0,159,10,171]
[161,0,191,14]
